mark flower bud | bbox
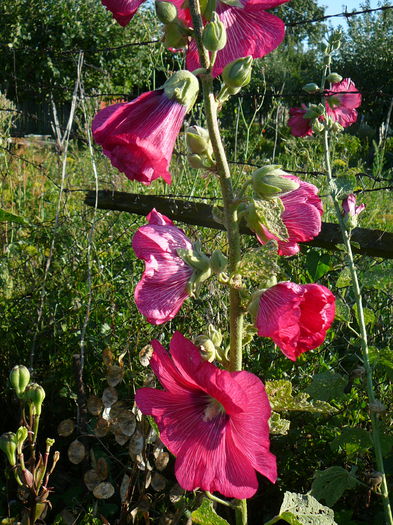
[186,125,212,155]
[187,153,205,169]
[251,165,299,199]
[326,72,343,84]
[9,365,30,398]
[194,335,216,362]
[15,426,28,451]
[202,12,227,52]
[155,1,178,24]
[209,250,228,274]
[331,121,344,133]
[304,103,325,119]
[207,324,223,347]
[323,55,332,66]
[312,119,325,133]
[222,56,252,89]
[163,70,199,111]
[24,383,45,416]
[302,83,320,94]
[0,432,17,466]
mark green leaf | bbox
[254,198,288,241]
[311,466,359,506]
[335,174,357,195]
[334,298,351,322]
[336,267,351,288]
[369,347,393,379]
[378,434,393,457]
[353,304,375,327]
[0,208,28,225]
[305,372,347,402]
[306,252,332,281]
[360,265,393,290]
[266,380,337,414]
[265,511,303,525]
[269,411,291,435]
[191,498,230,525]
[330,428,372,457]
[278,491,337,525]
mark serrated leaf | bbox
[266,380,337,414]
[353,304,375,327]
[191,498,230,524]
[0,208,28,225]
[336,267,351,288]
[254,198,288,241]
[265,511,303,525]
[360,266,393,290]
[270,412,291,435]
[330,428,372,457]
[311,466,359,506]
[238,243,279,282]
[306,372,347,402]
[278,491,337,525]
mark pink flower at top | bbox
[101,0,144,26]
[135,332,277,498]
[324,78,361,128]
[185,0,290,77]
[342,193,365,217]
[287,104,313,137]
[92,90,186,185]
[255,175,323,256]
[132,209,194,324]
[256,282,335,361]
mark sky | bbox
[317,0,383,27]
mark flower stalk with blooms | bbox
[92,71,199,185]
[135,332,277,498]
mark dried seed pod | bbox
[119,413,137,437]
[96,457,109,481]
[67,440,85,465]
[114,432,129,446]
[151,472,167,491]
[102,387,118,408]
[57,419,75,437]
[84,469,100,491]
[120,474,130,502]
[110,400,128,419]
[106,365,124,387]
[95,418,110,438]
[128,429,144,456]
[169,483,185,503]
[139,345,154,367]
[87,395,103,416]
[154,451,169,472]
[93,481,115,499]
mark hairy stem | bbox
[188,0,246,521]
[323,129,393,525]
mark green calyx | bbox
[163,70,200,111]
[178,242,212,295]
[186,125,213,155]
[304,103,325,119]
[243,199,288,242]
[155,1,178,24]
[251,165,299,200]
[222,55,252,89]
[9,365,30,398]
[0,432,17,466]
[24,383,46,415]
[326,72,343,84]
[202,12,227,52]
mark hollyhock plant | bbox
[287,104,313,137]
[255,282,336,361]
[132,209,195,324]
[135,332,277,498]
[324,78,362,128]
[342,193,365,217]
[92,71,199,185]
[249,175,323,256]
[184,0,290,77]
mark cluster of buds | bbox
[194,324,224,362]
[185,125,215,169]
[156,1,191,50]
[0,365,59,523]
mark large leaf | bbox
[269,411,291,435]
[369,347,393,379]
[330,428,372,457]
[360,266,393,290]
[305,372,347,402]
[311,466,359,506]
[277,492,337,525]
[191,498,230,525]
[266,380,337,414]
[336,267,352,289]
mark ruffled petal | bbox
[101,0,144,25]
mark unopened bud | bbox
[312,119,325,133]
[222,56,252,89]
[202,12,227,52]
[15,426,28,451]
[0,432,17,466]
[24,383,45,416]
[46,438,55,448]
[305,103,325,119]
[155,1,178,24]
[187,153,205,169]
[323,55,332,66]
[163,70,199,111]
[326,72,343,84]
[209,250,228,274]
[186,126,212,155]
[207,324,223,347]
[9,365,30,398]
[194,335,216,362]
[251,165,299,199]
[331,121,344,133]
[302,82,320,94]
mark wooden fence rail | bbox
[84,190,393,259]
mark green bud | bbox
[251,165,299,199]
[331,121,344,133]
[187,153,205,169]
[222,56,252,89]
[163,70,199,111]
[9,365,30,398]
[304,103,325,119]
[194,335,216,362]
[155,1,178,23]
[326,72,343,84]
[177,247,211,273]
[186,125,212,155]
[0,432,17,466]
[15,426,28,450]
[24,383,45,416]
[46,438,55,448]
[163,22,188,50]
[207,324,223,347]
[209,250,228,274]
[312,119,325,133]
[202,12,227,52]
[302,82,320,94]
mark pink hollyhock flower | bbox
[342,193,365,217]
[254,175,323,256]
[132,209,194,324]
[185,0,289,77]
[101,0,145,26]
[135,331,277,498]
[287,104,313,137]
[324,78,362,128]
[256,282,335,361]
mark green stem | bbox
[188,0,246,522]
[323,129,393,525]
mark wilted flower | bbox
[324,78,361,128]
[254,282,335,361]
[135,332,277,498]
[92,71,199,185]
[184,0,289,77]
[132,210,194,324]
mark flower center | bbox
[203,397,225,422]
